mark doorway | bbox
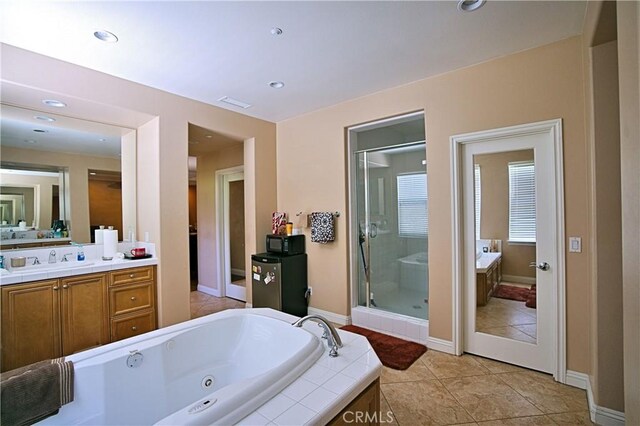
[216,167,246,302]
[452,119,566,378]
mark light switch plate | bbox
[569,237,582,253]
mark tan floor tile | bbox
[190,291,245,319]
[467,355,529,374]
[497,371,588,414]
[478,326,537,344]
[512,324,537,339]
[547,411,594,425]
[420,351,491,379]
[379,390,399,426]
[477,415,555,425]
[381,361,437,384]
[441,375,543,422]
[382,380,474,425]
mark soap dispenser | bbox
[77,245,85,261]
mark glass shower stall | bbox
[349,113,429,322]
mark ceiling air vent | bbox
[217,96,252,109]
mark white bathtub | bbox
[398,252,428,293]
[39,309,323,425]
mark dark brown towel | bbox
[1,357,74,426]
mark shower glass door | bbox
[355,143,428,320]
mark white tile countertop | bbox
[236,309,382,426]
[0,242,158,286]
[476,251,501,273]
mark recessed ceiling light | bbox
[94,30,119,43]
[33,129,48,133]
[218,96,252,109]
[457,0,486,12]
[98,138,107,142]
[34,115,56,122]
[24,140,37,144]
[270,27,283,36]
[269,81,285,89]
[89,172,97,176]
[42,99,66,108]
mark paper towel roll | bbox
[102,229,118,260]
[95,229,104,244]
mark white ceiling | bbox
[0,1,586,123]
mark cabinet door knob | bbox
[62,284,69,289]
[53,286,59,291]
[129,274,134,278]
[130,296,136,301]
[131,326,137,331]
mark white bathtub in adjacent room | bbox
[398,251,428,295]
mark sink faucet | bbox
[61,253,74,262]
[292,315,343,357]
[48,250,57,264]
[27,256,40,265]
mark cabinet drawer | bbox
[111,310,155,342]
[110,283,154,316]
[110,266,154,287]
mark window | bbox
[397,173,427,237]
[474,164,481,240]
[508,161,536,243]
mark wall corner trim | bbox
[308,307,351,326]
[581,373,626,426]
[196,285,221,298]
[426,337,455,354]
[565,370,589,389]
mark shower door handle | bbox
[369,223,378,239]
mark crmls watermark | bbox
[342,411,394,424]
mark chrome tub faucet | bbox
[292,314,343,357]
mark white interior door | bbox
[223,171,245,301]
[461,122,562,374]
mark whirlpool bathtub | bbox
[39,309,324,425]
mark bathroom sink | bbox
[20,261,95,273]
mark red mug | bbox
[130,247,146,257]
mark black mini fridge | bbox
[251,252,308,317]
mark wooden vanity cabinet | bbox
[109,266,157,342]
[1,280,61,372]
[0,266,156,372]
[329,379,381,425]
[476,257,502,306]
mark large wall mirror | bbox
[0,104,137,249]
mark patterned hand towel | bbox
[1,357,74,426]
[310,212,335,243]
[272,212,288,235]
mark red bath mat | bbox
[492,284,530,302]
[341,325,426,370]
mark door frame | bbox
[450,119,566,382]
[215,165,245,300]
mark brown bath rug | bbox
[340,325,426,370]
[492,284,530,302]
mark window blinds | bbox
[397,173,427,237]
[508,161,536,243]
[474,164,481,240]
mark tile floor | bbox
[476,284,537,344]
[189,292,591,425]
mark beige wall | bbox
[0,146,120,243]
[475,151,536,280]
[617,0,640,423]
[196,144,244,294]
[277,36,590,373]
[2,43,277,327]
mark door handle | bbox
[529,261,550,271]
[369,223,378,239]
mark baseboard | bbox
[502,274,536,285]
[196,284,220,297]
[307,307,351,326]
[244,303,253,308]
[426,336,456,354]
[231,268,246,277]
[565,370,588,389]
[584,374,626,426]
